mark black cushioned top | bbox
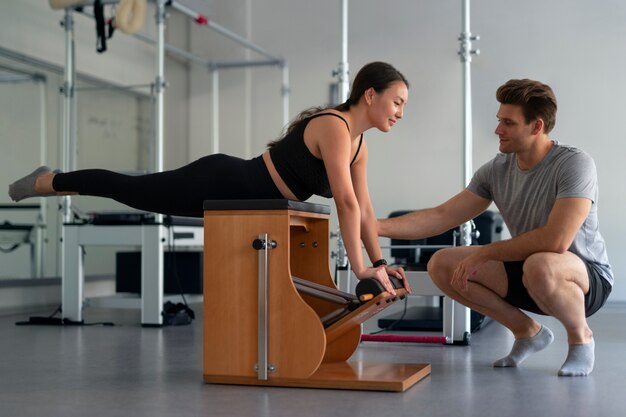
[202,199,330,215]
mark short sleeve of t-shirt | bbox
[557,150,597,203]
[467,159,493,200]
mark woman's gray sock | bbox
[558,339,594,377]
[8,166,57,202]
[494,325,554,367]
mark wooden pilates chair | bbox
[202,199,430,392]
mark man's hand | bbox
[451,248,490,291]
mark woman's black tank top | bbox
[268,112,363,200]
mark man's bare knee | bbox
[522,253,558,295]
[427,248,456,283]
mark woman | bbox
[9,61,411,295]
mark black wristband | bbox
[372,258,388,268]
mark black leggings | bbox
[52,154,283,217]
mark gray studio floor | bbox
[2,302,625,417]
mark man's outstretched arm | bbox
[377,189,491,240]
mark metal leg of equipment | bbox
[61,223,203,326]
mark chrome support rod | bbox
[37,76,48,278]
[154,0,166,174]
[281,63,290,127]
[458,0,480,246]
[208,59,283,70]
[153,0,167,225]
[254,233,276,380]
[336,0,349,103]
[211,67,219,154]
[61,7,76,224]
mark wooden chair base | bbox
[204,361,431,392]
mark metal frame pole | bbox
[61,6,78,320]
[337,0,349,102]
[339,0,349,102]
[211,67,219,154]
[37,76,48,278]
[333,0,350,284]
[458,0,480,246]
[154,0,166,175]
[61,7,76,224]
[281,63,290,127]
[460,0,480,188]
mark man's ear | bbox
[531,118,544,135]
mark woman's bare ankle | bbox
[34,172,55,194]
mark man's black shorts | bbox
[503,259,612,317]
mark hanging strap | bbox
[94,0,107,53]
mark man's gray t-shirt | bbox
[467,141,613,285]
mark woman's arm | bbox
[316,122,365,271]
[350,142,411,293]
[314,118,398,295]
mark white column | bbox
[141,225,165,326]
[61,226,84,322]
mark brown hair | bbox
[268,62,408,147]
[496,79,557,133]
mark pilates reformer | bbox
[62,212,204,326]
[0,204,46,278]
[202,199,430,392]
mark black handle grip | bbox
[355,276,403,300]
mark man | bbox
[378,79,612,376]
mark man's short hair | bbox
[496,79,557,134]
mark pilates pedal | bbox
[355,276,404,301]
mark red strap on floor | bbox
[361,334,447,344]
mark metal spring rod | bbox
[292,276,357,301]
[293,282,351,305]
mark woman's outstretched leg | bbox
[10,165,207,216]
[52,168,207,217]
[9,155,282,217]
